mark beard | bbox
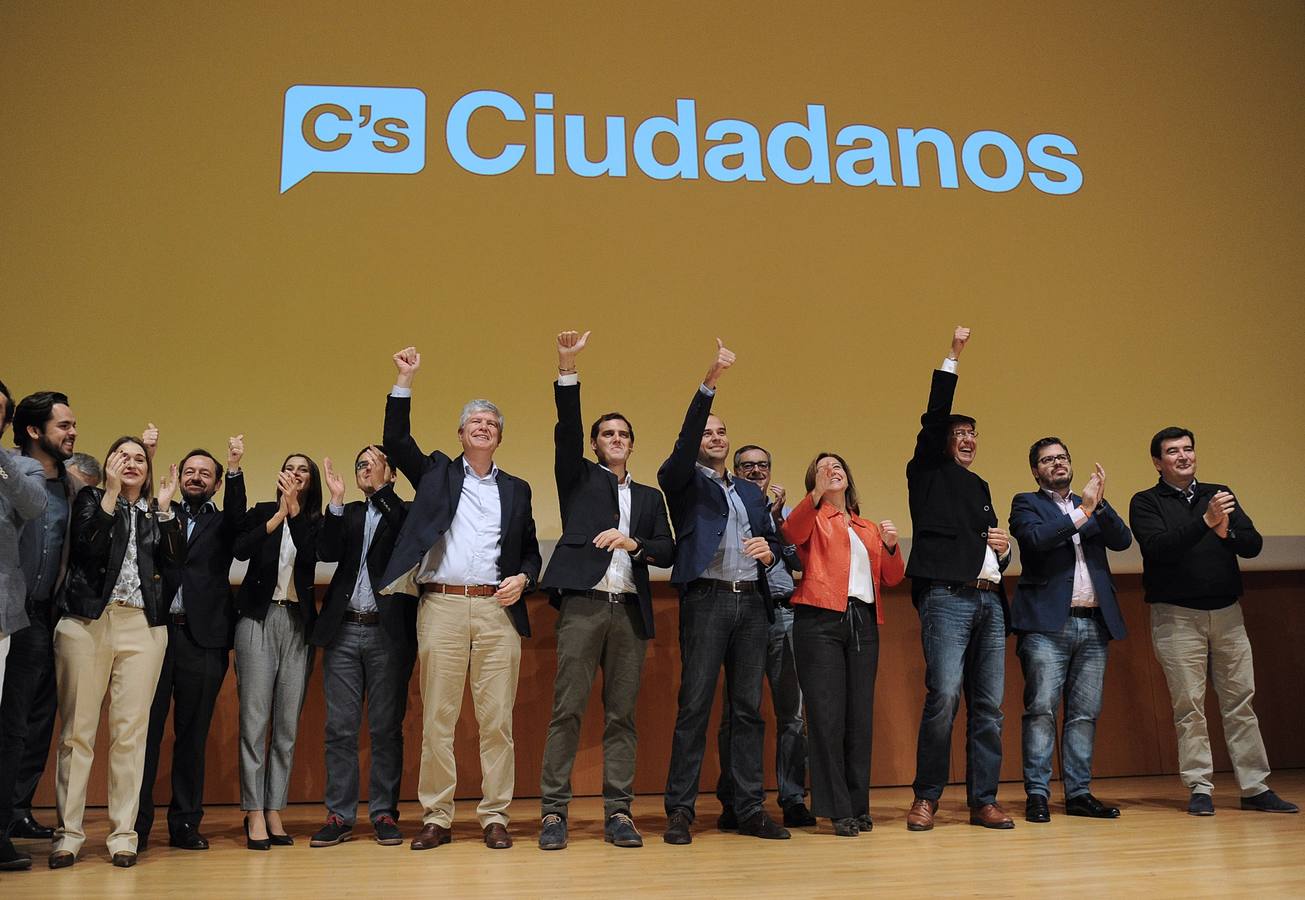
[38,432,72,462]
[1040,469,1073,491]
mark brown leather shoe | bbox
[409,823,451,851]
[483,823,512,849]
[906,797,938,831]
[969,802,1015,829]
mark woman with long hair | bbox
[781,452,903,836]
[50,436,182,868]
[233,452,322,849]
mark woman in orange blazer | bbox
[782,452,904,836]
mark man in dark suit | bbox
[309,446,413,848]
[135,436,247,851]
[536,330,674,851]
[1009,437,1131,824]
[379,347,542,852]
[659,339,785,845]
[904,326,1014,832]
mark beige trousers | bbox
[52,603,168,856]
[416,591,521,828]
[1150,601,1271,796]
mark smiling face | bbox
[180,454,220,503]
[591,417,633,468]
[815,455,848,496]
[116,441,150,493]
[282,455,313,491]
[1032,443,1073,492]
[734,447,771,493]
[459,408,502,456]
[1154,436,1197,487]
[948,422,978,469]
[36,403,78,461]
[698,414,729,468]
[354,447,394,495]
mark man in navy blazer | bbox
[1009,437,1131,824]
[658,340,786,845]
[378,347,542,853]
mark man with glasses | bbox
[904,326,1014,831]
[1008,438,1131,823]
[715,445,814,831]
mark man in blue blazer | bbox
[1009,437,1131,824]
[658,340,785,845]
[378,347,542,853]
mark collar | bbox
[462,458,499,481]
[186,499,218,516]
[117,496,149,512]
[697,462,730,485]
[1158,477,1198,496]
[1041,487,1074,503]
[599,464,632,487]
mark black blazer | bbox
[161,472,247,649]
[904,368,1008,604]
[234,502,321,637]
[1009,491,1132,640]
[380,392,543,638]
[656,386,780,618]
[540,381,674,639]
[59,487,186,626]
[311,483,415,650]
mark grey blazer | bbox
[0,448,48,636]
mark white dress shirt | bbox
[1043,488,1097,608]
[847,526,874,605]
[418,459,503,587]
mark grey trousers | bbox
[539,593,648,819]
[235,604,313,811]
[323,621,413,825]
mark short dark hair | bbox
[803,451,861,516]
[179,449,224,481]
[13,391,69,452]
[0,379,12,427]
[1028,437,1069,469]
[104,436,155,501]
[355,444,386,466]
[589,413,634,446]
[733,444,770,468]
[1150,426,1195,459]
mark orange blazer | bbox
[781,493,905,623]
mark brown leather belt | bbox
[967,579,1002,593]
[344,609,381,625]
[421,582,497,598]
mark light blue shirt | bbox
[327,499,383,612]
[418,459,502,587]
[170,500,217,614]
[699,464,756,582]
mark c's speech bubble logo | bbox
[280,85,426,192]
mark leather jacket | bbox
[58,487,186,625]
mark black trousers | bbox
[1,609,56,830]
[136,621,230,839]
[792,602,879,820]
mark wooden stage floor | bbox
[3,770,1303,898]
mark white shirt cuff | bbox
[940,357,958,374]
[557,373,579,386]
[390,385,412,398]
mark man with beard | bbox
[537,330,674,851]
[0,380,49,871]
[136,435,247,850]
[1008,438,1131,824]
[660,340,785,845]
[715,444,813,831]
[1,392,80,860]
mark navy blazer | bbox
[541,380,674,639]
[380,393,542,638]
[1008,491,1132,640]
[161,472,247,649]
[656,386,780,617]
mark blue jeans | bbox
[716,605,807,811]
[912,585,1006,806]
[1017,614,1109,800]
[664,582,769,821]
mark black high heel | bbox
[268,831,294,847]
[245,816,271,851]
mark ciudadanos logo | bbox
[281,84,1082,196]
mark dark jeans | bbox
[323,621,414,825]
[912,584,1006,806]
[717,604,807,812]
[136,622,230,839]
[1,609,56,832]
[664,582,769,822]
[540,593,648,819]
[793,603,879,820]
[1017,613,1109,800]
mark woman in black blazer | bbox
[50,436,182,869]
[232,453,322,849]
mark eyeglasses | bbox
[354,461,371,472]
[736,460,770,472]
[950,429,978,440]
[1037,453,1070,467]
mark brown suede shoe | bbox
[409,823,451,851]
[969,802,1015,829]
[483,823,512,849]
[906,798,938,831]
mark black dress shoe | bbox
[0,837,33,870]
[663,808,692,845]
[782,802,817,828]
[169,824,210,850]
[1025,795,1051,823]
[716,807,738,831]
[1065,793,1120,819]
[738,810,790,840]
[9,814,55,841]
